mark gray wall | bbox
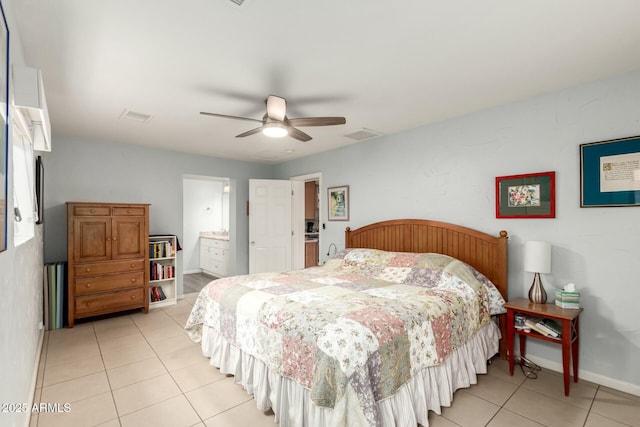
[42,137,272,294]
[0,2,45,426]
[274,70,640,395]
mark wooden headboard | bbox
[345,219,508,357]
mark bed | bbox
[185,219,508,427]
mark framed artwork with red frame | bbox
[495,171,556,218]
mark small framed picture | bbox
[35,156,44,224]
[495,172,556,218]
[580,135,640,207]
[328,185,349,221]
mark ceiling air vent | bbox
[345,128,383,141]
[119,109,153,123]
[229,0,245,5]
[254,150,291,161]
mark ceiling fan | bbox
[200,95,346,142]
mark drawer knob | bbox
[131,295,136,300]
[86,283,92,288]
[90,209,95,213]
[127,209,132,213]
[131,278,136,283]
[113,237,117,241]
[131,264,136,268]
[85,268,91,272]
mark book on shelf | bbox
[523,317,560,338]
[149,240,174,259]
[541,318,562,337]
[150,286,167,302]
[150,262,175,281]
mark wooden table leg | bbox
[572,317,580,383]
[507,310,515,375]
[561,319,571,396]
[499,314,507,359]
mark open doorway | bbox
[292,172,321,269]
[182,175,230,295]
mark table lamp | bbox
[524,241,551,304]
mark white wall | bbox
[274,70,640,395]
[0,1,45,426]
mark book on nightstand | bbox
[541,319,562,337]
[524,317,560,338]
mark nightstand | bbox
[504,297,583,396]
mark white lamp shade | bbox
[524,241,551,274]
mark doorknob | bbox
[250,241,255,245]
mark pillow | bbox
[332,248,506,315]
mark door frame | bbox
[182,174,233,278]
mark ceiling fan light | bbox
[262,123,288,138]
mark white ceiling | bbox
[11,0,640,163]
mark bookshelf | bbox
[149,235,178,308]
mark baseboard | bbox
[183,269,202,275]
[524,354,640,397]
[26,328,45,427]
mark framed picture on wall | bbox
[495,171,556,218]
[328,185,349,221]
[0,2,8,252]
[580,135,640,207]
[35,156,44,224]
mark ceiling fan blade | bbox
[266,95,286,121]
[287,117,346,127]
[200,112,262,123]
[236,127,264,138]
[288,126,312,142]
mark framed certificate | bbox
[580,136,640,207]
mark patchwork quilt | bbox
[185,248,505,425]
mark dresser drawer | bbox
[73,205,111,216]
[201,237,229,249]
[75,288,145,317]
[206,262,228,277]
[75,272,144,296]
[206,247,227,262]
[112,206,146,216]
[75,259,145,278]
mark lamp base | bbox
[528,273,547,304]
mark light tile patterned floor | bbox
[29,292,640,427]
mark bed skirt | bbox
[200,320,500,427]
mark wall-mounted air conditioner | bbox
[12,65,51,152]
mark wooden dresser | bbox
[66,202,150,327]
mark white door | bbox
[249,179,292,274]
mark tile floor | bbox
[29,292,640,427]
